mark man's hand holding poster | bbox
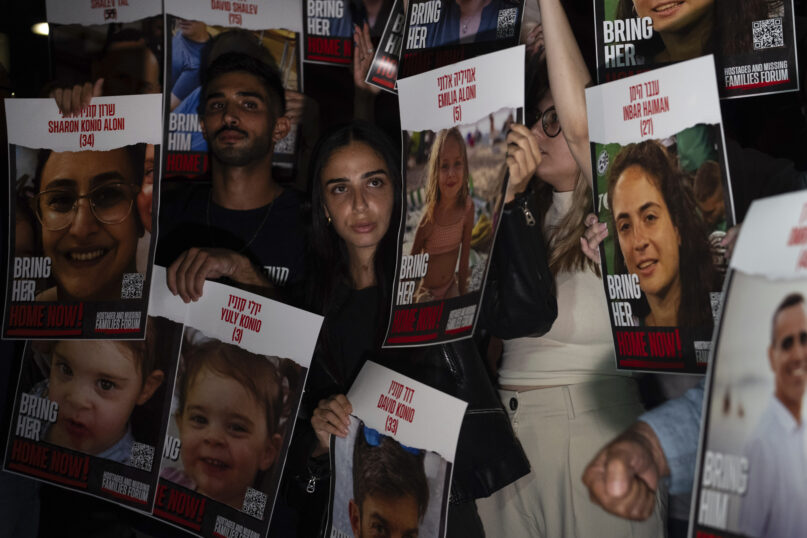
[585,56,734,373]
[326,361,466,538]
[384,46,524,346]
[693,192,807,537]
[4,95,162,339]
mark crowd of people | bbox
[3,0,807,537]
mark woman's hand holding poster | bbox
[384,46,524,346]
[326,361,466,538]
[585,55,734,373]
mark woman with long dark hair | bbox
[294,118,555,537]
[615,0,785,63]
[607,139,716,327]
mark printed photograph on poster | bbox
[592,0,799,98]
[3,315,182,512]
[328,416,449,538]
[692,191,807,538]
[385,46,524,347]
[586,56,734,372]
[398,0,524,79]
[3,95,162,339]
[693,273,807,537]
[364,0,404,93]
[324,361,467,538]
[304,0,393,65]
[149,267,322,537]
[163,14,301,178]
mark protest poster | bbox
[592,0,799,99]
[3,94,162,339]
[325,361,466,538]
[384,46,523,347]
[398,0,524,80]
[691,191,807,537]
[46,0,164,100]
[364,0,405,93]
[164,0,302,179]
[3,291,183,512]
[304,0,394,65]
[151,267,323,537]
[585,55,734,373]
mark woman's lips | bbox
[63,247,111,265]
[635,259,658,278]
[352,222,377,234]
[652,1,684,16]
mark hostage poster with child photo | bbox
[163,0,302,179]
[150,267,323,538]
[692,191,807,537]
[325,361,467,538]
[383,46,524,347]
[585,55,734,373]
[3,307,183,512]
[592,0,799,99]
[3,94,163,339]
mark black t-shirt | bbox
[156,183,307,287]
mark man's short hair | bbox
[771,293,805,346]
[198,51,286,119]
[352,423,429,519]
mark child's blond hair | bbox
[422,127,469,225]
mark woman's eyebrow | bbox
[639,201,661,213]
[90,171,129,188]
[362,169,388,178]
[40,178,77,190]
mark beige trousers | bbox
[476,377,667,538]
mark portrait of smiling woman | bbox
[28,144,147,302]
[615,0,785,63]
[607,139,716,328]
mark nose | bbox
[203,423,227,445]
[68,198,101,238]
[63,380,92,410]
[352,188,368,212]
[222,100,239,126]
[631,222,650,252]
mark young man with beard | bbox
[157,52,307,300]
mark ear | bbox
[272,116,291,143]
[349,498,361,537]
[259,433,282,471]
[769,345,776,372]
[136,369,165,405]
[322,204,331,221]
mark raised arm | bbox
[536,0,593,183]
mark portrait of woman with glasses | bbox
[25,144,148,302]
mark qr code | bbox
[242,487,266,519]
[468,261,486,292]
[127,442,154,471]
[121,273,144,299]
[709,292,722,322]
[496,8,518,39]
[753,18,784,50]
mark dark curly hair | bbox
[607,139,715,327]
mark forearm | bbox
[640,380,705,494]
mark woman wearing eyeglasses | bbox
[475,1,665,536]
[30,145,146,302]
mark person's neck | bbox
[644,281,682,327]
[348,245,377,290]
[210,155,281,210]
[545,172,578,193]
[777,393,803,424]
[458,0,489,17]
[656,8,715,63]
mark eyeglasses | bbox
[32,182,140,231]
[529,105,561,138]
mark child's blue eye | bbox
[189,414,208,426]
[56,361,73,377]
[229,423,249,435]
